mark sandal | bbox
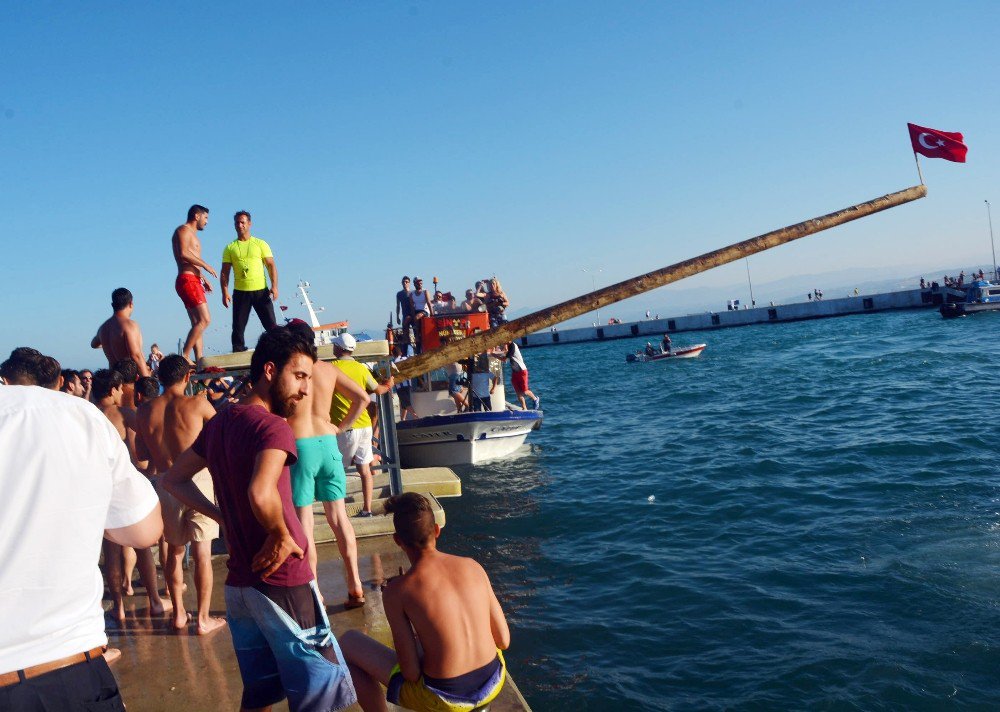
[344,592,366,610]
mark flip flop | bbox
[344,593,366,610]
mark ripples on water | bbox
[443,310,1000,710]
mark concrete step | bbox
[345,466,462,500]
[312,492,446,541]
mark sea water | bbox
[443,309,1000,710]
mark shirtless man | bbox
[172,205,218,363]
[341,493,511,712]
[286,320,370,607]
[91,368,169,621]
[134,355,225,635]
[91,287,151,377]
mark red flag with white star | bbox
[908,123,967,163]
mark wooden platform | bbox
[200,339,391,371]
[310,467,460,540]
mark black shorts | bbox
[0,655,124,711]
[397,386,412,409]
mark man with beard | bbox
[172,205,217,363]
[163,327,356,712]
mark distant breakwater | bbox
[520,286,963,349]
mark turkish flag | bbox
[908,123,967,163]
[279,305,289,311]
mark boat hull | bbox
[396,410,543,467]
[626,344,706,362]
[940,302,1000,319]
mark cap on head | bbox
[413,276,423,283]
[332,333,357,352]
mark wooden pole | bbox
[395,184,928,380]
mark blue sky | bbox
[2,2,997,368]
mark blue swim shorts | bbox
[225,581,356,712]
[290,435,347,507]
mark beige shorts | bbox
[159,468,220,546]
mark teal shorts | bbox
[291,435,347,507]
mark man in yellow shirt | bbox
[220,211,279,352]
[330,334,393,517]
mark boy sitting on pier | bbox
[341,493,510,712]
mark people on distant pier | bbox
[0,382,161,710]
[172,205,217,363]
[341,492,510,712]
[920,277,926,289]
[220,210,279,352]
[164,328,358,712]
[134,354,226,636]
[91,287,151,377]
[286,319,370,609]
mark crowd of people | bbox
[0,205,514,712]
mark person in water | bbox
[340,492,510,712]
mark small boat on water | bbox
[393,311,542,467]
[940,280,1000,319]
[626,343,706,362]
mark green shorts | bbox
[291,435,347,507]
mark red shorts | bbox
[175,273,207,309]
[511,369,529,393]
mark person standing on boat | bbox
[220,210,279,352]
[503,341,540,410]
[172,204,217,363]
[661,333,672,354]
[91,287,152,377]
[330,333,394,518]
[0,385,161,711]
[395,276,415,345]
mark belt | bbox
[0,646,107,688]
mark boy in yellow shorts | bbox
[340,493,510,711]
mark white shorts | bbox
[336,426,374,467]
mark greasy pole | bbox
[395,184,927,380]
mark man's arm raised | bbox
[163,448,223,523]
[248,448,303,578]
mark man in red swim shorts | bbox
[172,205,217,363]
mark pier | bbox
[520,285,963,348]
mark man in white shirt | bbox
[0,386,162,709]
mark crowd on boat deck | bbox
[0,205,512,712]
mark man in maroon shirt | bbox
[164,327,357,712]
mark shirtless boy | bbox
[92,368,169,621]
[91,287,151,377]
[286,319,370,607]
[134,355,225,635]
[341,492,510,712]
[172,205,218,363]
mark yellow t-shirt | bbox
[222,236,273,292]
[331,358,378,429]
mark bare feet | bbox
[197,617,227,636]
[103,648,122,665]
[173,611,191,631]
[123,580,134,596]
[112,602,126,622]
[149,598,173,617]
